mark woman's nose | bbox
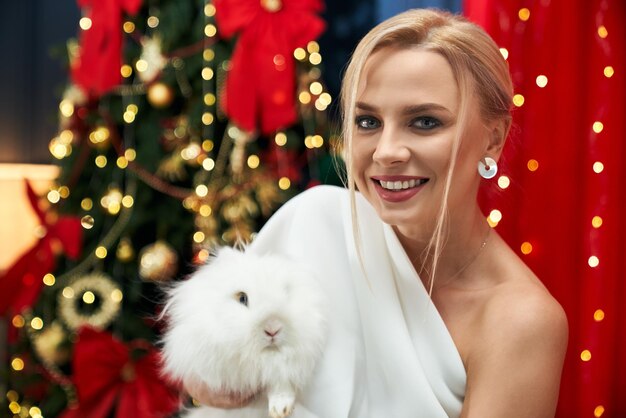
[372,128,410,166]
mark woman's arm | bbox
[460,289,568,418]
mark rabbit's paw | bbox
[268,393,296,418]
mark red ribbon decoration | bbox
[71,0,143,96]
[214,0,325,134]
[60,327,180,418]
[0,181,82,317]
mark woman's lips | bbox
[371,176,429,203]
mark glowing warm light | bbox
[309,82,323,95]
[205,24,217,37]
[247,155,260,169]
[497,175,510,189]
[536,75,548,88]
[204,3,216,16]
[518,8,530,21]
[311,135,324,148]
[580,349,592,361]
[11,357,24,371]
[147,16,159,28]
[304,135,314,149]
[278,177,291,190]
[202,67,214,80]
[299,91,312,104]
[307,41,320,53]
[135,59,148,73]
[593,121,604,133]
[111,289,124,302]
[63,287,75,298]
[315,99,328,111]
[489,209,502,223]
[499,48,509,60]
[12,315,25,328]
[81,198,93,211]
[123,21,135,33]
[202,112,214,125]
[318,92,332,106]
[123,111,136,123]
[125,148,137,161]
[83,291,96,304]
[79,17,92,30]
[527,159,539,171]
[95,246,108,259]
[122,196,134,208]
[204,93,216,106]
[204,49,215,61]
[594,309,605,322]
[59,100,75,117]
[274,132,287,146]
[193,231,205,243]
[588,256,599,268]
[521,242,533,255]
[203,158,215,171]
[95,155,108,168]
[121,65,133,78]
[594,405,605,417]
[294,47,306,61]
[81,215,94,229]
[117,156,128,169]
[604,66,614,78]
[597,25,608,38]
[513,94,525,107]
[29,407,42,418]
[31,317,43,330]
[196,185,209,197]
[43,273,56,286]
[309,52,322,65]
[199,205,212,217]
[593,162,604,173]
[47,190,61,204]
[592,216,603,228]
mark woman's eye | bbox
[412,117,441,130]
[355,116,381,130]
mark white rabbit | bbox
[161,247,328,418]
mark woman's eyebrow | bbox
[355,101,451,115]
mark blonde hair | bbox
[340,9,513,292]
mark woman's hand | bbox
[184,378,256,408]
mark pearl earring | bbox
[478,157,498,179]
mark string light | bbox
[594,405,605,417]
[31,317,43,330]
[81,198,93,210]
[204,24,217,37]
[594,309,605,321]
[11,357,25,371]
[603,66,614,78]
[12,315,25,328]
[536,75,548,88]
[581,349,592,361]
[521,242,533,255]
[588,256,600,268]
[79,17,92,30]
[123,21,135,33]
[124,148,137,161]
[299,91,312,104]
[597,25,608,38]
[294,47,307,61]
[202,158,215,171]
[518,8,530,21]
[43,273,56,286]
[527,159,539,171]
[278,177,291,190]
[193,231,205,243]
[81,215,95,229]
[147,16,159,28]
[274,132,287,146]
[512,94,525,107]
[592,216,603,228]
[593,121,604,133]
[196,185,209,197]
[499,48,509,60]
[247,155,260,169]
[309,52,322,65]
[83,291,96,304]
[593,162,604,173]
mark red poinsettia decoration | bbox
[71,0,143,96]
[0,181,82,317]
[61,327,180,418]
[214,0,325,134]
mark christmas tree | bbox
[1,0,340,416]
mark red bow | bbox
[214,0,325,134]
[71,0,143,96]
[0,181,82,317]
[61,327,180,418]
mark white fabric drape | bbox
[249,185,466,418]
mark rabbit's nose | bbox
[265,328,281,337]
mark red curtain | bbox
[465,0,626,416]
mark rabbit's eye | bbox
[236,292,248,307]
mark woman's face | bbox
[351,47,491,237]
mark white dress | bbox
[248,185,466,418]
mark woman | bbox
[185,9,568,417]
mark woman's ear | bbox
[485,119,509,160]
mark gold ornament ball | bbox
[147,82,174,108]
[139,240,179,282]
[33,321,70,365]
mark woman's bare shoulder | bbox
[461,260,568,417]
